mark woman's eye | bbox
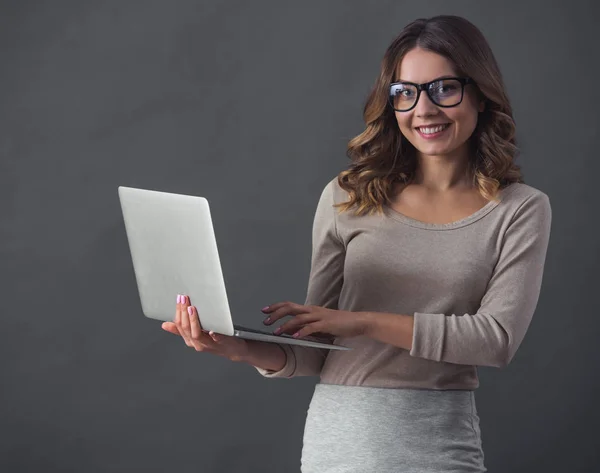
[435,85,457,94]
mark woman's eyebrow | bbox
[396,74,456,83]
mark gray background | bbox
[1,1,598,472]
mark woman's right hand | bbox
[161,294,250,362]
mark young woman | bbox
[163,14,552,473]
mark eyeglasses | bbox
[388,77,474,112]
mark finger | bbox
[265,302,312,325]
[180,295,191,337]
[188,306,215,351]
[189,305,202,339]
[162,322,181,335]
[263,301,294,325]
[177,295,193,347]
[274,313,321,335]
[208,331,221,343]
[292,321,325,339]
[175,294,182,324]
[174,294,188,344]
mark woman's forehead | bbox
[394,48,458,83]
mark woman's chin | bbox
[414,144,454,157]
[412,138,467,158]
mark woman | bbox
[163,14,552,473]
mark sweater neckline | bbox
[382,183,517,231]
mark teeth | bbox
[418,124,449,134]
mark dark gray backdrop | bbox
[1,1,598,472]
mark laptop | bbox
[117,186,351,351]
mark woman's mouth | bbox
[415,123,451,139]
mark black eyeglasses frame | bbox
[388,77,474,112]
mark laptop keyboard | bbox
[234,324,324,341]
[234,324,289,337]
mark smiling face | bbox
[393,47,484,161]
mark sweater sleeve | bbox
[409,191,552,368]
[255,179,346,378]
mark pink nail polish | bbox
[177,295,181,303]
[187,306,193,315]
[262,306,270,312]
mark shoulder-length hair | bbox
[335,15,523,216]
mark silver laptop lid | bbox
[118,186,236,336]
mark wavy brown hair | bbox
[335,15,523,216]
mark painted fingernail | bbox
[187,306,193,315]
[177,294,181,303]
[292,332,300,338]
[273,327,281,335]
[262,306,270,312]
[181,295,187,304]
[264,317,271,324]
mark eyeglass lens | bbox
[390,79,463,111]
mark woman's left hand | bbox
[262,302,368,339]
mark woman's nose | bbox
[414,91,439,116]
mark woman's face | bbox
[393,47,484,159]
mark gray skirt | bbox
[301,383,486,473]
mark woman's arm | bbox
[361,312,415,350]
[238,340,287,372]
[253,179,345,378]
[355,192,551,368]
[405,191,552,368]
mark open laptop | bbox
[117,186,351,351]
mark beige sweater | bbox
[255,176,552,389]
